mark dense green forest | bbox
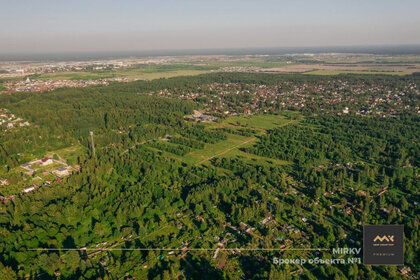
[0,72,419,279]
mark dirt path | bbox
[120,140,149,156]
[196,137,256,165]
[87,224,170,257]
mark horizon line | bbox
[1,44,420,57]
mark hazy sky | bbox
[1,0,420,53]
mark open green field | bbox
[0,83,6,91]
[145,113,299,167]
[32,64,217,81]
[28,61,293,81]
[225,113,301,130]
[144,133,255,166]
[216,142,291,167]
[314,54,420,64]
[45,144,86,165]
[186,133,254,165]
[33,72,115,80]
[32,69,214,81]
[303,69,415,76]
[205,59,290,69]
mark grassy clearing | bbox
[138,113,301,166]
[303,69,414,76]
[32,72,114,80]
[182,133,252,165]
[218,143,291,166]
[190,113,301,165]
[206,59,290,69]
[225,113,301,130]
[185,113,301,165]
[45,144,86,165]
[149,133,288,167]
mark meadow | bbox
[144,113,299,167]
[224,113,301,130]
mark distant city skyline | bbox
[1,0,420,54]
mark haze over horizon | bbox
[1,0,420,54]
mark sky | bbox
[1,0,420,54]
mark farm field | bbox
[259,62,420,74]
[32,64,217,81]
[205,59,290,68]
[35,69,215,81]
[303,69,414,76]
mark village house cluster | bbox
[4,77,111,92]
[186,110,218,122]
[0,108,30,131]
[0,57,181,78]
[154,80,419,117]
[0,155,79,203]
[1,60,129,77]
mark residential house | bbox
[23,185,37,193]
[54,167,70,177]
[41,157,53,166]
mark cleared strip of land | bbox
[196,137,256,165]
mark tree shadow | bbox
[238,254,270,280]
[180,254,224,280]
[62,235,76,248]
